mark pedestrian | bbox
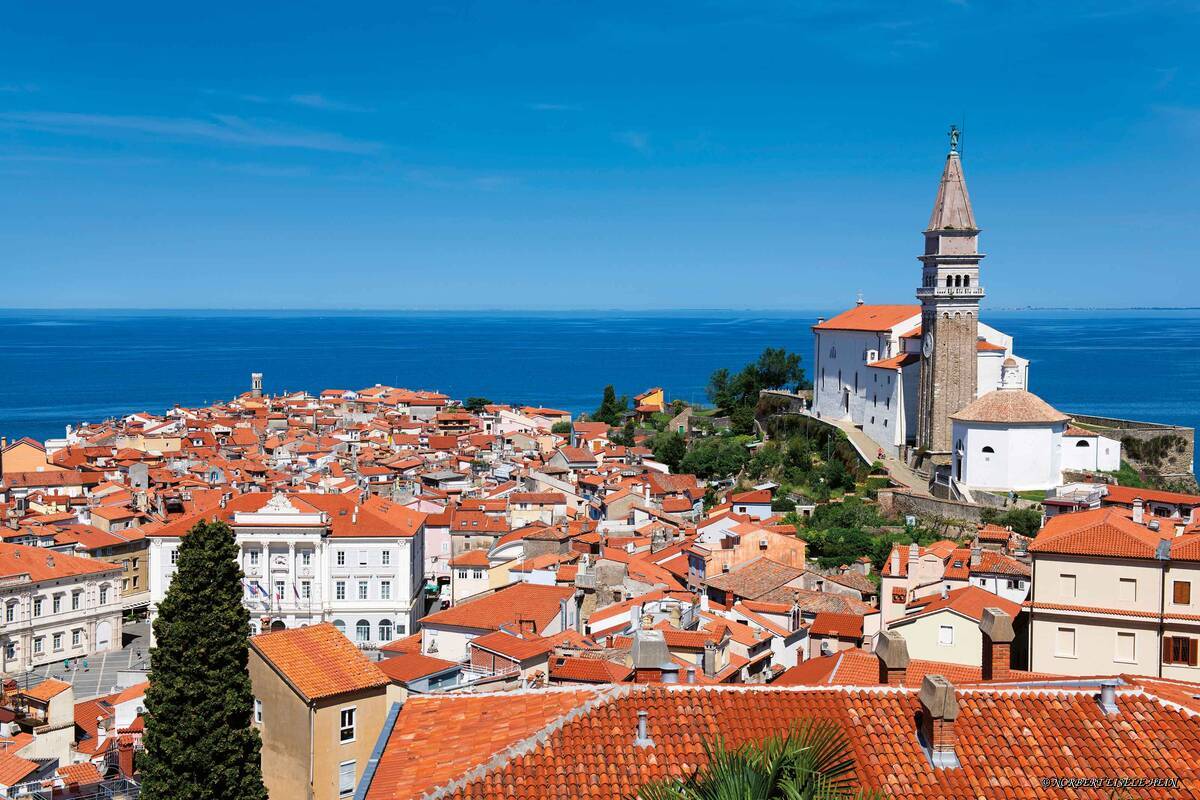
[82,659,89,672]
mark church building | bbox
[811,132,1119,493]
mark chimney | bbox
[634,709,654,748]
[96,715,108,742]
[875,630,910,686]
[979,607,1015,681]
[1097,679,1120,715]
[908,542,919,570]
[702,641,718,678]
[1133,497,1144,525]
[686,666,697,684]
[918,675,960,769]
[117,737,136,776]
[969,545,981,568]
[699,594,710,613]
[890,547,900,576]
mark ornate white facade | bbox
[148,492,424,647]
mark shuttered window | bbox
[338,760,356,796]
[1163,636,1199,666]
[1174,581,1192,606]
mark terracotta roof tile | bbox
[251,623,389,701]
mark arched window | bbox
[1076,440,1091,447]
[945,275,953,288]
[953,275,961,287]
[982,446,995,454]
[332,619,346,634]
[963,274,971,287]
[355,620,371,642]
[378,619,393,642]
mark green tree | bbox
[652,431,688,473]
[979,505,1044,536]
[681,436,751,479]
[463,396,492,412]
[551,420,572,435]
[594,385,629,426]
[637,720,877,800]
[141,519,267,800]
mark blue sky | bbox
[1,2,1197,310]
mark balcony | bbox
[915,286,985,300]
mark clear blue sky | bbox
[1,2,1196,310]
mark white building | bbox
[812,305,1028,457]
[148,492,425,647]
[0,543,124,671]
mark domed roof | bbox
[950,388,1069,425]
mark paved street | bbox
[802,411,934,497]
[9,621,151,700]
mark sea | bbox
[0,309,1196,472]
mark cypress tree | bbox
[141,519,267,800]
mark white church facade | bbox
[812,131,1120,493]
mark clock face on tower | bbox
[922,332,934,357]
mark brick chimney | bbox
[117,737,136,777]
[918,675,960,769]
[875,630,910,686]
[979,607,1015,681]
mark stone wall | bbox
[1069,414,1195,485]
[877,488,985,534]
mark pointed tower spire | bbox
[927,149,977,232]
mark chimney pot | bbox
[634,709,654,748]
[875,630,911,686]
[918,675,960,769]
[1098,680,1120,715]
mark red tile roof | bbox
[901,585,1021,623]
[813,305,920,332]
[363,682,1200,799]
[0,544,121,583]
[251,623,390,701]
[1029,506,1198,560]
[377,653,458,683]
[419,583,576,634]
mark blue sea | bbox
[0,309,1196,471]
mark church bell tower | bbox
[915,127,984,457]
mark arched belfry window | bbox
[1076,440,1091,448]
[982,446,995,454]
[963,274,971,287]
[945,275,953,288]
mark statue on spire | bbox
[948,124,960,153]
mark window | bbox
[52,595,62,614]
[1164,636,1198,666]
[355,620,370,642]
[472,570,484,580]
[1060,574,1077,599]
[301,581,312,600]
[170,549,178,565]
[133,575,139,588]
[379,619,393,642]
[1076,440,1091,448]
[132,557,139,569]
[1115,631,1136,664]
[457,570,468,580]
[937,625,954,645]
[981,446,995,454]
[381,550,391,566]
[301,550,311,567]
[358,581,369,600]
[1006,579,1022,590]
[333,619,346,634]
[3,642,13,660]
[380,580,391,601]
[5,603,15,623]
[336,550,346,567]
[1118,578,1137,603]
[1056,627,1076,658]
[358,550,368,566]
[33,637,44,654]
[1174,581,1192,605]
[249,621,259,635]
[72,630,81,647]
[249,550,260,566]
[335,581,346,601]
[33,597,43,617]
[52,633,62,651]
[338,760,356,796]
[339,708,356,743]
[99,586,109,604]
[274,580,285,601]
[254,698,263,724]
[72,592,81,610]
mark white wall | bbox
[953,420,1064,491]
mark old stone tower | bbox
[915,131,984,457]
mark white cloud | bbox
[0,111,381,154]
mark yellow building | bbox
[0,437,64,474]
[249,623,401,800]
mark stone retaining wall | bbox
[1069,414,1195,484]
